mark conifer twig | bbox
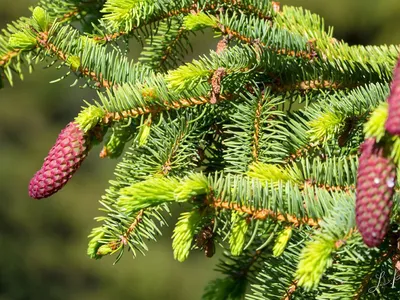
[93,0,273,43]
[0,49,22,67]
[283,280,298,300]
[36,31,113,88]
[212,199,320,227]
[102,94,232,123]
[159,26,187,69]
[252,98,263,161]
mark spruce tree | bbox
[1,1,400,298]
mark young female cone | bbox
[29,122,89,199]
[356,138,396,247]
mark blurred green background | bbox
[1,1,400,299]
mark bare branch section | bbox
[212,199,320,227]
[270,79,353,92]
[0,49,21,67]
[252,98,263,161]
[216,24,315,60]
[59,8,79,22]
[102,94,231,123]
[282,280,298,300]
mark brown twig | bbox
[252,97,263,161]
[125,209,144,237]
[285,143,319,163]
[282,280,298,300]
[159,27,187,69]
[270,79,353,92]
[102,94,232,124]
[210,67,226,104]
[218,25,315,60]
[103,210,144,252]
[301,179,355,194]
[212,199,319,226]
[59,9,79,22]
[0,49,22,67]
[160,131,185,175]
[216,36,229,54]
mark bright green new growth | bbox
[364,102,388,142]
[166,62,211,92]
[229,212,249,256]
[2,0,400,299]
[272,226,292,257]
[172,210,202,262]
[308,111,344,143]
[74,105,105,132]
[247,162,299,185]
[136,115,152,146]
[87,227,106,259]
[101,0,156,30]
[183,12,218,31]
[66,55,80,71]
[8,32,37,50]
[118,177,182,212]
[295,235,335,290]
[118,173,208,213]
[32,6,51,31]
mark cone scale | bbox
[29,122,89,199]
[356,138,396,247]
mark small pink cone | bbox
[356,138,396,247]
[29,122,88,199]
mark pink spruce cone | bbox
[356,138,396,247]
[29,122,88,199]
[385,58,400,135]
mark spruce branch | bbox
[1,8,152,88]
[90,107,215,260]
[139,17,192,71]
[93,0,274,42]
[95,42,395,128]
[5,1,400,298]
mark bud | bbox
[8,32,37,50]
[96,244,113,256]
[87,227,105,259]
[385,58,400,135]
[210,67,226,104]
[32,7,50,32]
[29,122,89,199]
[66,56,81,72]
[356,138,396,247]
[100,122,135,158]
[273,227,292,257]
